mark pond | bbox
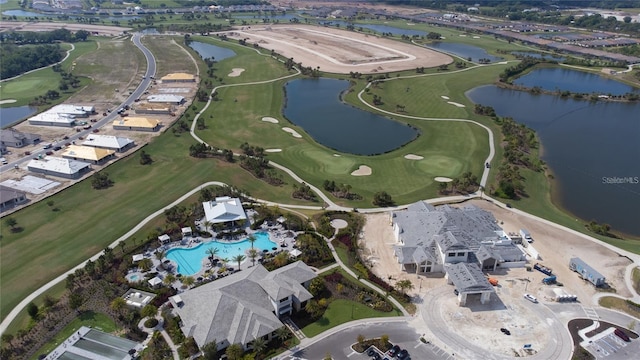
[283,78,418,155]
[511,51,565,62]
[2,10,50,17]
[467,85,640,237]
[513,67,639,96]
[188,41,236,62]
[425,42,503,63]
[0,105,38,128]
[234,13,302,21]
[323,21,428,37]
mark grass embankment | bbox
[142,35,198,77]
[0,0,24,11]
[28,311,118,360]
[0,40,96,107]
[633,267,640,295]
[598,296,640,321]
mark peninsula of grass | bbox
[598,296,640,321]
[28,311,118,360]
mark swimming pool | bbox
[166,232,276,276]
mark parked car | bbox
[454,289,459,296]
[53,146,62,151]
[388,345,401,357]
[524,293,538,303]
[367,348,376,356]
[92,129,100,133]
[45,151,53,155]
[372,354,381,360]
[506,203,512,208]
[614,328,631,342]
[24,151,31,156]
[500,328,511,336]
[397,349,410,359]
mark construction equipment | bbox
[542,275,557,285]
[534,263,553,276]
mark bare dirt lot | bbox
[225,24,452,74]
[359,199,632,356]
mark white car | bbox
[524,293,538,303]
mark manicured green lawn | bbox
[0,130,310,323]
[302,299,402,338]
[0,40,97,107]
[0,0,23,11]
[29,311,118,360]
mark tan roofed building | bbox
[161,72,196,83]
[113,117,161,132]
[61,145,115,165]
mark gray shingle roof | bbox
[446,263,495,293]
[172,262,316,349]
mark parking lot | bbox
[585,328,639,360]
[279,321,453,360]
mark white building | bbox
[82,134,135,152]
[202,196,247,225]
[147,94,185,104]
[27,156,92,179]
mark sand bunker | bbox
[440,95,450,100]
[473,36,480,39]
[0,99,17,104]
[265,148,282,152]
[261,117,279,123]
[447,101,466,108]
[228,68,245,77]
[282,127,302,138]
[434,177,453,182]
[333,154,341,157]
[351,165,372,176]
[404,154,424,160]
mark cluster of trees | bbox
[29,90,61,106]
[0,44,64,79]
[189,142,234,162]
[499,57,541,82]
[439,172,479,195]
[239,154,284,186]
[586,220,615,237]
[91,172,113,189]
[474,104,497,117]
[139,150,153,165]
[199,185,245,203]
[1,28,89,44]
[240,142,265,157]
[373,191,394,207]
[292,182,317,201]
[323,180,362,200]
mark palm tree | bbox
[138,258,153,272]
[251,336,267,355]
[203,220,213,235]
[233,254,246,270]
[396,279,414,295]
[275,327,290,343]
[110,297,126,315]
[155,250,166,262]
[163,273,176,286]
[272,252,289,268]
[206,247,219,264]
[248,248,259,266]
[248,234,257,249]
[182,276,195,288]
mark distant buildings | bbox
[170,261,317,351]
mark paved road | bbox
[0,33,155,174]
[277,320,450,360]
[0,32,156,334]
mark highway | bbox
[0,32,156,173]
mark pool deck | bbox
[128,221,301,292]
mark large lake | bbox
[425,42,502,63]
[467,85,640,236]
[283,78,418,155]
[188,41,236,62]
[514,68,639,95]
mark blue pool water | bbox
[166,232,276,276]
